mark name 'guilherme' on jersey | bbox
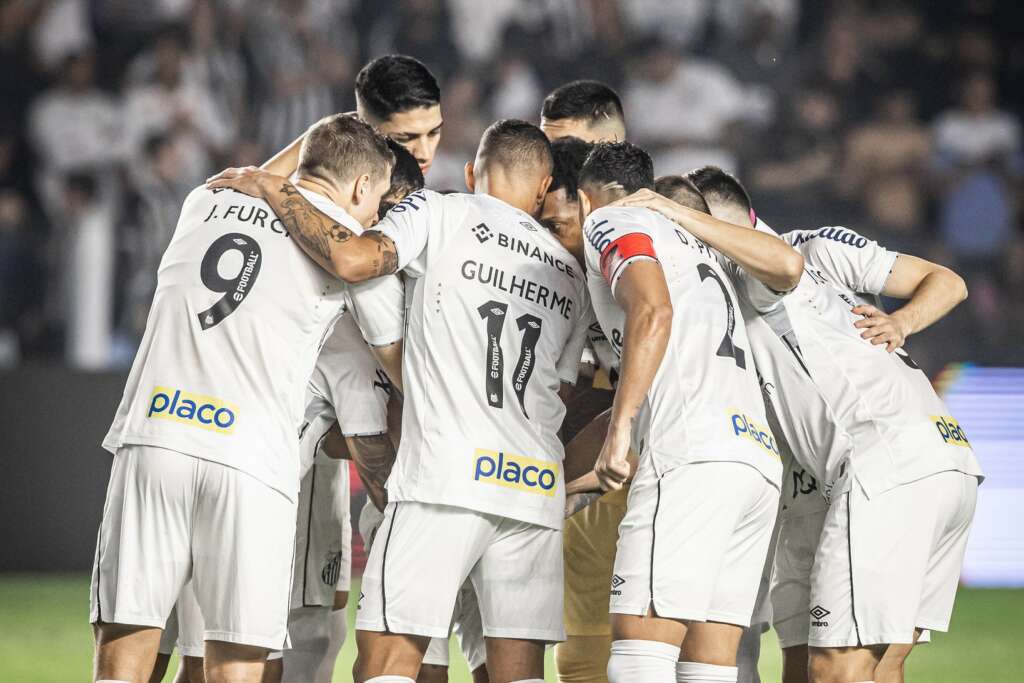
[730,222,983,500]
[103,186,404,501]
[364,189,591,530]
[582,206,782,488]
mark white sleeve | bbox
[721,259,788,314]
[796,227,898,294]
[557,292,592,386]
[316,320,390,436]
[582,207,660,298]
[370,189,440,278]
[347,274,405,347]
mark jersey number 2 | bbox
[697,263,746,369]
[478,300,543,419]
[198,233,262,330]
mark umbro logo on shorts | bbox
[147,386,237,434]
[610,574,626,596]
[472,222,493,243]
[810,604,831,627]
[932,415,970,448]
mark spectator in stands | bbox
[0,189,44,367]
[841,89,931,250]
[624,36,749,173]
[27,50,124,215]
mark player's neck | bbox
[293,176,353,215]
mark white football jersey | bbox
[366,189,591,529]
[103,185,395,500]
[733,222,983,499]
[582,206,782,486]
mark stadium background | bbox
[0,0,1021,680]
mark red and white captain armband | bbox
[599,233,659,287]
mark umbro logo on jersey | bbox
[810,604,831,627]
[611,574,626,595]
[933,415,970,447]
[730,411,781,459]
[473,448,558,497]
[472,222,493,243]
[147,386,237,433]
[520,221,538,232]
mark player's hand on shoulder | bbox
[206,166,286,198]
[607,188,665,213]
[852,303,912,353]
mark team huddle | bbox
[90,55,983,683]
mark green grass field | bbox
[1,575,1019,681]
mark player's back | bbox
[583,206,782,485]
[376,189,590,529]
[104,185,353,499]
[740,223,982,497]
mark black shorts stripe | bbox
[380,503,400,632]
[93,522,103,623]
[300,462,318,607]
[649,476,663,611]
[846,493,862,645]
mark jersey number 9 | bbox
[198,233,263,330]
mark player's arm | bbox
[319,421,350,459]
[206,168,397,283]
[370,341,404,396]
[597,260,672,491]
[347,433,398,511]
[853,255,968,352]
[612,189,804,292]
[261,132,304,176]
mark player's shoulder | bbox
[783,225,875,252]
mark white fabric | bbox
[420,580,487,671]
[364,677,415,683]
[582,206,783,486]
[676,660,738,682]
[735,625,761,683]
[281,606,335,683]
[174,579,204,657]
[809,471,978,647]
[611,461,778,625]
[933,109,1021,163]
[369,190,592,529]
[90,446,295,650]
[607,639,680,683]
[356,501,564,642]
[291,453,352,608]
[734,221,983,500]
[102,185,393,501]
[157,607,178,656]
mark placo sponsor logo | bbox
[932,415,970,447]
[730,411,781,459]
[147,386,237,433]
[473,448,559,496]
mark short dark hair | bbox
[655,175,709,214]
[579,142,654,195]
[686,166,752,214]
[355,55,441,122]
[298,114,394,186]
[541,80,624,125]
[385,138,425,198]
[549,137,592,202]
[477,119,553,175]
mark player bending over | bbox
[208,119,592,683]
[577,142,801,683]
[92,115,394,683]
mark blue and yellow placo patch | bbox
[147,386,237,434]
[473,448,559,496]
[932,415,970,448]
[729,411,781,459]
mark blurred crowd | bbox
[0,0,1021,372]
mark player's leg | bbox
[555,634,613,683]
[315,593,349,683]
[452,580,488,681]
[190,460,296,683]
[262,655,283,683]
[771,503,828,683]
[149,607,179,682]
[807,471,978,683]
[92,446,196,682]
[355,502,490,681]
[472,517,564,682]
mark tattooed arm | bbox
[346,432,397,511]
[206,167,398,283]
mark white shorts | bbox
[90,446,296,650]
[356,501,564,642]
[809,471,978,647]
[293,456,352,608]
[611,461,779,626]
[421,580,487,671]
